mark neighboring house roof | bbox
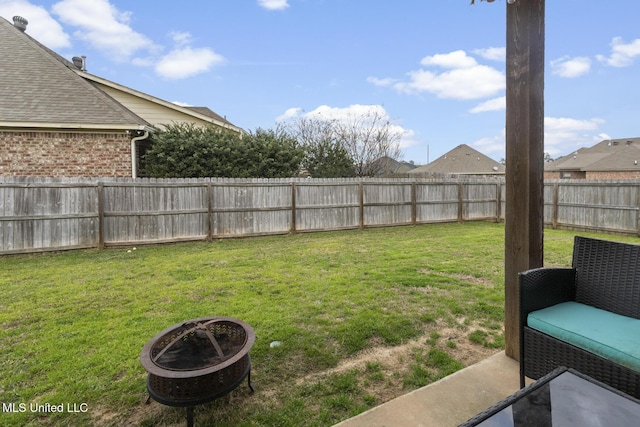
[370,156,417,176]
[409,144,505,175]
[0,16,239,133]
[546,137,640,172]
[0,16,149,131]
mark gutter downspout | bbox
[131,130,149,179]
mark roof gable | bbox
[80,73,240,132]
[0,16,148,130]
[410,144,504,175]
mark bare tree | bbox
[282,117,355,177]
[332,109,404,177]
[283,109,404,177]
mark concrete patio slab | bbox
[333,351,528,427]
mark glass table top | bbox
[472,369,640,427]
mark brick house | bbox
[545,137,640,180]
[0,16,240,178]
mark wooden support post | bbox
[504,0,545,359]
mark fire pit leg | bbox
[186,406,194,427]
[247,368,255,393]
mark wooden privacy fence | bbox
[0,178,501,254]
[1,178,639,254]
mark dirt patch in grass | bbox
[418,268,495,287]
[294,320,499,404]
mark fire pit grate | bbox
[141,317,255,425]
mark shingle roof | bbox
[546,137,640,172]
[0,16,149,129]
[186,107,236,127]
[409,144,505,175]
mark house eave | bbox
[0,122,153,132]
[77,71,242,133]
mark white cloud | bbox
[169,31,193,48]
[51,0,156,61]
[257,0,289,11]
[551,56,591,78]
[472,116,607,160]
[44,0,224,79]
[544,117,605,157]
[0,0,70,49]
[473,47,506,62]
[420,50,477,69]
[155,46,225,80]
[597,37,640,67]
[366,76,397,87]
[544,117,603,133]
[371,50,505,100]
[276,104,418,149]
[469,96,505,114]
[472,134,505,160]
[276,107,303,122]
[394,65,504,100]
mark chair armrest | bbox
[518,267,576,386]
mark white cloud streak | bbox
[551,56,591,78]
[257,0,289,11]
[544,117,606,157]
[155,46,225,80]
[469,96,505,114]
[51,0,157,61]
[0,0,70,49]
[5,0,227,80]
[276,104,419,150]
[472,47,506,62]
[472,116,606,160]
[370,50,505,100]
[597,37,640,67]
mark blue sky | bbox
[2,0,640,165]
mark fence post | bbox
[552,183,559,229]
[496,182,502,223]
[291,182,297,234]
[411,182,417,225]
[207,182,213,241]
[359,182,365,229]
[458,182,464,222]
[97,182,104,250]
[636,181,640,237]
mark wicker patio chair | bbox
[518,235,640,399]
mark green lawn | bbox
[0,222,634,426]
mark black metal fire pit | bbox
[140,316,256,426]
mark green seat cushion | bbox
[528,301,640,372]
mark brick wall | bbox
[544,171,640,180]
[586,171,640,180]
[0,130,132,177]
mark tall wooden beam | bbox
[504,0,545,359]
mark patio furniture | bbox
[518,236,640,399]
[459,366,640,426]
